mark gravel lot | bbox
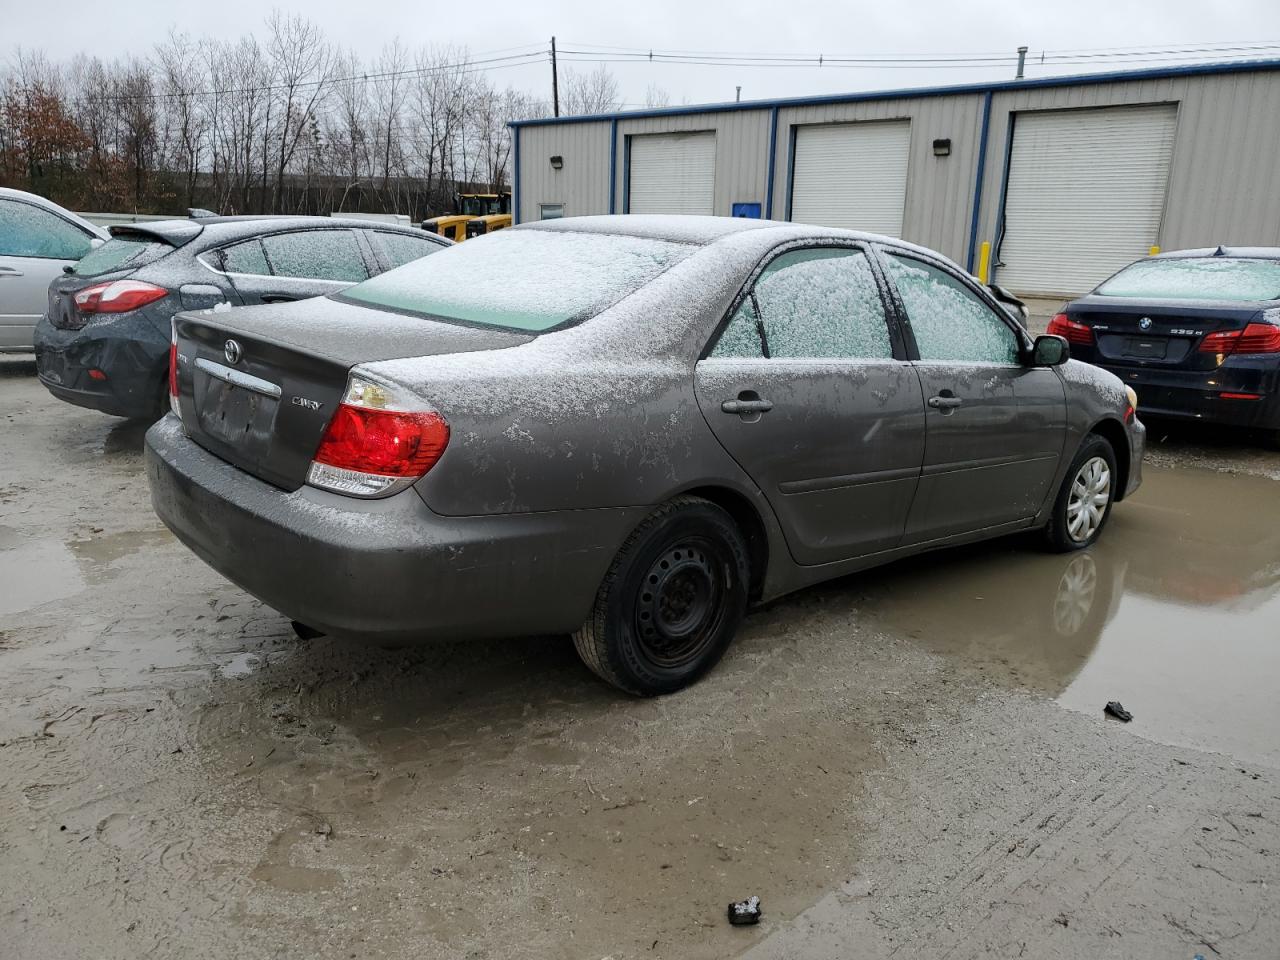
[2,357,1279,960]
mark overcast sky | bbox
[7,0,1280,107]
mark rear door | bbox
[0,197,98,349]
[878,250,1067,542]
[217,228,372,304]
[694,244,925,564]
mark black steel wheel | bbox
[574,496,750,696]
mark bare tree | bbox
[644,84,671,108]
[562,64,621,115]
[265,11,333,212]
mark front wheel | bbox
[1044,434,1117,552]
[573,496,750,696]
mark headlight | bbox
[1125,385,1139,410]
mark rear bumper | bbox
[1096,360,1280,430]
[34,316,167,418]
[145,415,641,641]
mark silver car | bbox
[146,216,1145,696]
[0,188,108,352]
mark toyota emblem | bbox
[1138,317,1153,331]
[224,339,243,365]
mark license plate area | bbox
[194,367,280,458]
[1123,337,1168,360]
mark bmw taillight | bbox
[74,280,168,315]
[1046,313,1093,346]
[1198,322,1280,355]
[307,375,449,498]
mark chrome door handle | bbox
[0,266,23,278]
[928,395,963,409]
[721,398,773,414]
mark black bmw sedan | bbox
[35,216,449,420]
[1050,248,1280,442]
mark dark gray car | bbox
[145,215,1145,696]
[35,215,449,419]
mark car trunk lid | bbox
[173,296,533,490]
[1068,299,1267,371]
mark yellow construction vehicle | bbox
[421,192,512,242]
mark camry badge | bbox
[291,396,323,411]
[1138,317,1153,331]
[224,339,243,365]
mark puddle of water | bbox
[0,525,85,617]
[219,651,261,678]
[67,528,171,569]
[854,465,1280,767]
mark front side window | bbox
[0,199,94,261]
[261,230,368,282]
[341,229,693,332]
[885,254,1019,364]
[711,247,892,360]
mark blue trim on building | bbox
[988,112,1020,287]
[608,119,618,214]
[509,58,1280,129]
[764,106,779,220]
[511,125,520,224]
[783,123,798,222]
[621,135,632,213]
[965,91,993,273]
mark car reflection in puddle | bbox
[847,465,1280,767]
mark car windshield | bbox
[339,229,694,331]
[72,237,170,277]
[1096,257,1280,301]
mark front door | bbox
[694,245,925,565]
[0,197,97,350]
[878,251,1067,543]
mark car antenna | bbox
[1213,244,1228,257]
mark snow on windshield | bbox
[1097,258,1280,302]
[341,229,695,331]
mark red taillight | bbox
[1219,392,1262,400]
[73,280,168,315]
[168,342,178,397]
[1199,323,1280,355]
[88,368,108,381]
[314,404,449,478]
[1046,313,1093,345]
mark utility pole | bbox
[1015,45,1028,80]
[550,36,560,118]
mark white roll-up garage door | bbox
[996,104,1178,297]
[628,132,716,215]
[790,120,911,237]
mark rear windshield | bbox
[1096,257,1280,302]
[339,229,694,332]
[72,237,170,277]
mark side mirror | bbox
[1032,334,1069,367]
[89,237,106,249]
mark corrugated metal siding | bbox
[516,121,613,223]
[772,94,986,263]
[977,71,1280,296]
[616,110,772,216]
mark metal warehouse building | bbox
[510,60,1280,299]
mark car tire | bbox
[1044,434,1118,553]
[573,496,750,696]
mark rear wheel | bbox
[573,496,749,696]
[1044,434,1117,552]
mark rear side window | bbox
[262,230,368,282]
[369,231,444,270]
[72,237,168,277]
[711,248,892,360]
[341,229,693,332]
[220,239,271,276]
[1096,257,1280,301]
[0,199,95,260]
[885,254,1019,364]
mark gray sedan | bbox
[146,216,1144,696]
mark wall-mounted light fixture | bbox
[550,155,564,170]
[932,139,951,157]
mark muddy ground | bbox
[2,357,1279,960]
